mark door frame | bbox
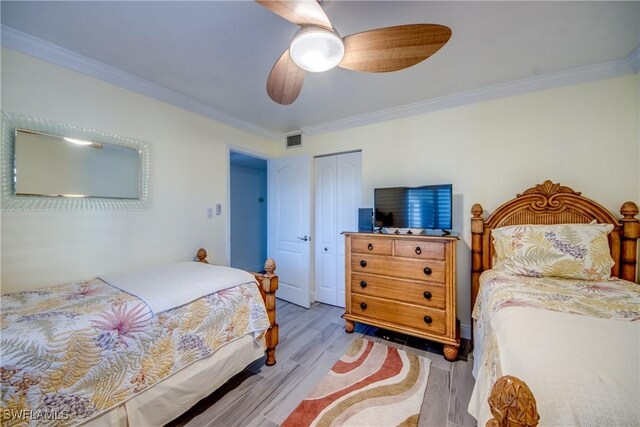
[226,145,272,268]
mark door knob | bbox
[297,236,310,242]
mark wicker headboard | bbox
[470,180,639,309]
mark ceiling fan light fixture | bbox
[290,27,344,73]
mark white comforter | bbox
[100,262,257,313]
[469,271,640,426]
[471,307,640,426]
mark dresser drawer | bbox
[351,294,445,335]
[351,273,446,309]
[394,240,445,260]
[351,254,446,284]
[351,237,393,256]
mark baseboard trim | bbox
[460,323,472,341]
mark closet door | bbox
[314,156,337,306]
[335,152,362,308]
[314,152,361,307]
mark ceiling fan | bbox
[256,0,452,105]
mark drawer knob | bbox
[415,247,422,255]
[360,302,368,310]
[423,267,432,275]
[367,243,373,250]
[423,291,432,300]
[360,281,367,288]
[360,260,367,268]
[424,316,432,324]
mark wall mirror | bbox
[1,111,151,211]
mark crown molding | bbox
[301,46,640,136]
[0,25,283,141]
[2,25,637,139]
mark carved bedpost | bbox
[487,375,540,427]
[259,259,279,366]
[196,250,279,365]
[471,203,485,329]
[620,202,639,283]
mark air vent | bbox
[286,133,302,149]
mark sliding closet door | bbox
[314,151,361,307]
[314,156,337,306]
[335,152,362,307]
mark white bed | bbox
[468,272,640,426]
[468,181,640,426]
[0,252,279,427]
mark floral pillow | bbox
[492,223,615,280]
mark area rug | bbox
[282,337,431,427]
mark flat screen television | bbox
[374,184,452,230]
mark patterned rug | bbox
[282,337,431,427]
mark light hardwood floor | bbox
[168,300,477,427]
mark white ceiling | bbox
[2,1,639,138]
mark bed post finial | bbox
[196,248,209,264]
[471,203,484,219]
[487,375,539,427]
[621,201,639,218]
[264,258,277,278]
[620,201,639,282]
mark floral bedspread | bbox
[472,269,640,409]
[0,278,270,426]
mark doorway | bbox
[229,150,267,272]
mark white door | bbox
[268,154,312,308]
[314,152,362,307]
[335,152,362,307]
[314,156,337,305]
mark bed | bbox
[0,249,279,427]
[467,180,639,426]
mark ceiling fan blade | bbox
[339,24,452,73]
[256,0,332,29]
[267,49,306,105]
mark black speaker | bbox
[358,208,373,232]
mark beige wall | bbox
[2,47,638,332]
[1,48,278,292]
[278,75,640,329]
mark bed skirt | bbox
[83,335,265,427]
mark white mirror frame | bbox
[1,111,152,211]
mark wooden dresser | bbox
[342,232,460,360]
